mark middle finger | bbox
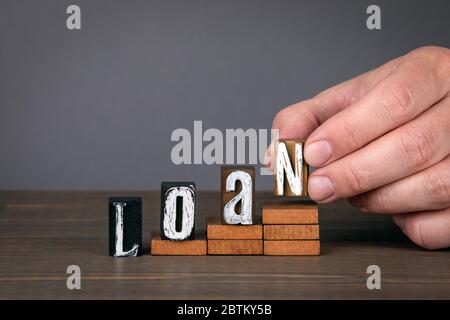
[308,96,450,202]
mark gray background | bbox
[0,0,449,190]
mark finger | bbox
[266,57,402,166]
[349,155,450,213]
[393,207,450,250]
[308,96,450,202]
[305,46,450,167]
[272,56,401,138]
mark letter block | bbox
[108,197,142,257]
[274,139,309,197]
[160,182,196,240]
[221,166,255,225]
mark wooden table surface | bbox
[0,191,448,300]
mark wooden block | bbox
[221,166,256,225]
[207,216,262,239]
[151,230,207,256]
[274,139,309,197]
[208,240,263,255]
[264,225,319,240]
[160,182,196,240]
[108,197,142,257]
[264,240,320,256]
[262,201,318,224]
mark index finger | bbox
[268,56,401,166]
[304,46,450,167]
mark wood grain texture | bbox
[221,166,256,224]
[262,201,318,224]
[208,240,263,255]
[151,231,206,256]
[264,225,319,240]
[264,240,320,256]
[0,191,449,299]
[207,216,262,240]
[274,139,309,197]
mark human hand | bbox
[271,46,450,250]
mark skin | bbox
[270,46,450,250]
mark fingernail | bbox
[393,215,405,230]
[308,176,335,201]
[305,140,332,166]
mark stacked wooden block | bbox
[151,230,207,255]
[262,202,320,255]
[207,217,263,255]
[108,139,320,257]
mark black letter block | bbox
[108,197,142,257]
